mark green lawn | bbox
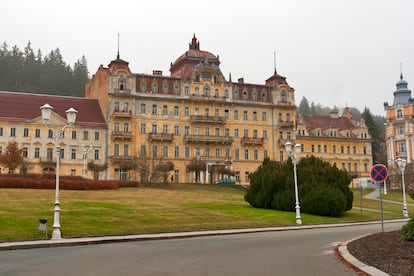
[0,184,411,241]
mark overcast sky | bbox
[2,0,413,115]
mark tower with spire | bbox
[384,71,414,165]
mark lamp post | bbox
[285,141,302,225]
[194,149,203,183]
[40,103,78,240]
[82,144,92,179]
[396,158,409,218]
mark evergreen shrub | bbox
[245,156,353,217]
[402,216,414,241]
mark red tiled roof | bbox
[0,91,106,127]
[300,115,355,130]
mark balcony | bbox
[148,133,174,142]
[40,157,57,164]
[397,151,407,158]
[113,88,131,95]
[184,134,234,144]
[190,94,227,103]
[278,120,294,128]
[190,115,226,124]
[111,155,135,162]
[112,131,133,139]
[276,100,294,106]
[241,137,264,145]
[112,110,132,118]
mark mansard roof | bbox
[299,114,356,131]
[0,91,106,127]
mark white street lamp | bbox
[285,141,302,225]
[40,103,78,240]
[194,149,203,183]
[396,158,409,218]
[82,144,92,179]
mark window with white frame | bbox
[397,109,403,119]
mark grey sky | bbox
[2,0,413,115]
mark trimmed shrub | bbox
[300,186,347,217]
[245,156,353,217]
[402,216,414,241]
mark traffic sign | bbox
[370,164,388,183]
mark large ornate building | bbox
[0,35,375,185]
[296,108,373,186]
[384,74,414,164]
[86,35,296,184]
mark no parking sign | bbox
[370,164,388,183]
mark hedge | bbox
[0,174,140,190]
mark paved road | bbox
[0,221,404,276]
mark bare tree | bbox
[133,150,174,185]
[0,141,23,173]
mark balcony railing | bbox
[111,155,135,162]
[190,115,226,124]
[278,120,294,128]
[111,131,133,139]
[112,110,132,118]
[190,94,227,102]
[397,151,407,158]
[113,88,131,95]
[148,133,174,141]
[40,157,57,163]
[276,100,294,106]
[184,134,234,144]
[241,137,264,145]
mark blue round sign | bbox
[370,164,388,183]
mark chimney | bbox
[153,70,163,75]
[238,78,244,84]
[329,110,339,118]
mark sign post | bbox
[370,164,388,232]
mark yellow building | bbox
[296,108,373,186]
[0,91,107,178]
[384,74,414,163]
[86,35,296,184]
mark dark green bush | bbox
[402,216,414,241]
[272,190,295,211]
[300,186,347,217]
[245,156,353,217]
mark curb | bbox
[338,236,389,276]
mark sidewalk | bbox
[364,189,414,206]
[0,219,409,275]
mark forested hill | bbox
[0,41,89,97]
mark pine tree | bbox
[297,97,311,115]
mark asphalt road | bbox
[0,221,404,276]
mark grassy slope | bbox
[0,184,411,241]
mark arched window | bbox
[140,81,147,92]
[252,92,257,101]
[261,92,267,102]
[203,84,210,97]
[281,90,287,102]
[242,91,248,100]
[162,84,168,94]
[214,89,219,97]
[118,76,126,90]
[397,109,403,119]
[151,82,158,93]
